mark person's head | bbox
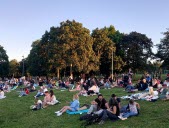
[111,94,117,100]
[73,94,79,100]
[129,99,134,104]
[142,79,146,83]
[149,86,154,95]
[0,88,3,92]
[50,90,54,97]
[98,94,103,101]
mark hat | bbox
[43,88,48,93]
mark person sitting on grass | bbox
[0,88,6,99]
[118,99,140,120]
[69,82,81,92]
[18,88,29,97]
[46,90,59,105]
[159,84,168,100]
[98,94,120,125]
[78,82,89,96]
[125,82,136,92]
[34,87,44,98]
[87,82,99,96]
[55,94,79,116]
[42,89,51,108]
[87,94,109,115]
[30,97,42,110]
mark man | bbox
[87,94,109,115]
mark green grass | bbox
[1,87,169,128]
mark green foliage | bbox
[9,59,20,77]
[122,32,153,71]
[156,28,169,69]
[0,45,9,78]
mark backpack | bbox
[80,113,101,127]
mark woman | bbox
[42,89,51,108]
[47,90,59,105]
[98,94,120,124]
[0,88,6,99]
[55,94,79,116]
[119,99,140,120]
[87,82,99,95]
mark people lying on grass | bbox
[125,82,137,93]
[159,84,169,99]
[78,82,89,96]
[34,88,44,98]
[137,79,148,91]
[87,82,99,96]
[69,82,81,92]
[138,86,158,100]
[0,88,6,99]
[18,88,29,97]
[144,86,158,101]
[42,89,51,108]
[118,99,140,120]
[30,97,42,110]
[98,95,120,125]
[46,90,59,105]
[55,94,79,116]
[87,94,109,115]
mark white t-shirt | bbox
[129,102,138,114]
[0,91,5,98]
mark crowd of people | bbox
[1,72,169,126]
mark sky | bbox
[0,0,169,61]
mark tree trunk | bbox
[57,68,60,79]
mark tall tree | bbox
[9,59,20,77]
[91,25,124,75]
[156,29,169,69]
[122,32,153,71]
[58,20,99,74]
[0,45,9,78]
[27,40,47,76]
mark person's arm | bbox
[136,102,140,109]
[108,106,116,114]
[105,102,109,109]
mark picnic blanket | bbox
[66,109,88,115]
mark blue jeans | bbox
[99,109,118,121]
[122,111,138,118]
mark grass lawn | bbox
[1,87,169,128]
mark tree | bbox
[156,29,169,69]
[9,59,20,77]
[121,32,153,72]
[27,40,47,76]
[0,45,9,78]
[58,20,99,75]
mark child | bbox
[55,94,79,116]
[30,98,42,110]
